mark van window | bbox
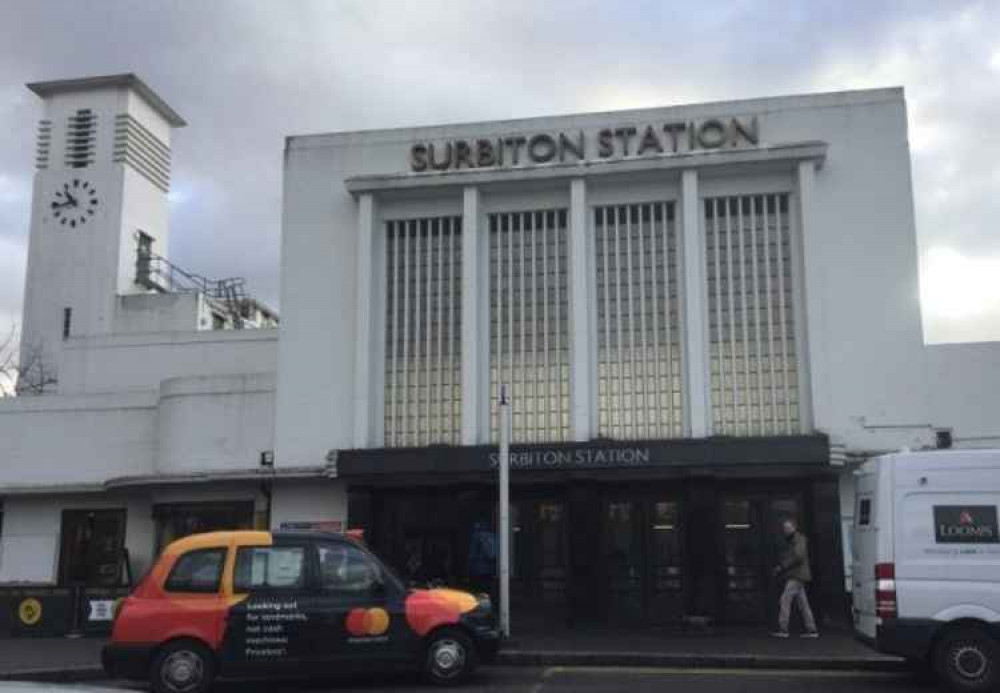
[858,498,872,527]
[165,548,226,593]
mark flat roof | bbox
[26,73,186,127]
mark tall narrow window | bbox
[489,209,570,443]
[384,216,462,447]
[705,194,800,436]
[595,202,683,440]
[135,231,154,286]
[62,307,72,339]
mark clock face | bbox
[50,179,99,228]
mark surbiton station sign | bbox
[409,116,761,172]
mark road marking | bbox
[530,664,558,693]
[542,666,905,679]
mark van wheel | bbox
[151,639,215,693]
[933,626,999,693]
[423,627,477,686]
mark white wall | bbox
[0,483,268,585]
[0,393,158,488]
[59,329,277,395]
[276,143,358,467]
[925,342,1000,447]
[0,493,153,585]
[0,372,277,487]
[114,293,201,333]
[156,374,276,475]
[269,480,347,531]
[20,83,176,389]
[279,87,935,460]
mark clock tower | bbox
[19,74,185,392]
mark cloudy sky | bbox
[0,0,997,343]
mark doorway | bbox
[58,509,127,587]
[603,496,684,625]
[511,497,569,626]
[719,494,802,626]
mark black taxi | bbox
[102,530,499,691]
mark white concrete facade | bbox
[0,76,302,587]
[2,76,998,598]
[279,87,968,459]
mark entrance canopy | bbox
[337,434,830,482]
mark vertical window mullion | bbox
[711,199,725,432]
[543,211,551,440]
[764,197,778,434]
[750,196,763,437]
[401,221,411,446]
[636,204,649,439]
[388,223,398,446]
[725,197,738,434]
[600,209,611,436]
[613,206,624,438]
[507,213,515,439]
[777,197,791,433]
[738,198,751,437]
[653,203,674,437]
[554,214,564,441]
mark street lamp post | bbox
[498,383,511,639]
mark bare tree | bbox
[0,324,58,396]
[0,324,16,397]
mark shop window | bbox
[154,502,255,554]
[317,543,380,593]
[165,548,225,593]
[234,546,306,592]
[59,509,127,586]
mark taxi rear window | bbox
[165,548,226,593]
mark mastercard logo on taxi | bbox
[346,607,390,637]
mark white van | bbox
[852,449,1000,692]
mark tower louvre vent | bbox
[35,119,52,170]
[64,109,96,169]
[113,114,171,192]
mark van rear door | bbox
[852,470,879,640]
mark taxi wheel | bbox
[423,627,477,686]
[151,639,216,693]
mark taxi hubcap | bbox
[162,650,203,691]
[430,639,466,677]
[952,644,988,680]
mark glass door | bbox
[510,497,569,628]
[604,500,642,623]
[604,496,684,625]
[646,500,684,624]
[720,494,802,625]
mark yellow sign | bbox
[18,597,42,626]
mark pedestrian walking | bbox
[770,518,819,638]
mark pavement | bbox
[0,624,905,684]
[498,623,905,671]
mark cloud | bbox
[0,0,997,342]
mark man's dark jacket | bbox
[778,531,812,583]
